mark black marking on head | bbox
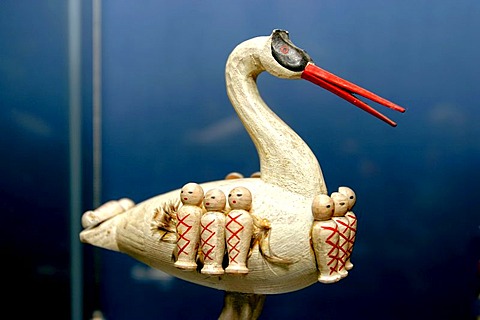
[271,29,312,72]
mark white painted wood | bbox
[339,186,357,270]
[331,192,351,279]
[311,194,342,284]
[200,188,227,275]
[80,31,339,295]
[225,187,254,274]
[174,183,204,270]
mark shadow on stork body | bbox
[80,29,405,319]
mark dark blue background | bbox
[1,1,479,319]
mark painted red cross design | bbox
[322,225,339,275]
[176,213,192,256]
[201,219,216,261]
[346,213,357,255]
[346,213,357,232]
[226,212,244,263]
[335,219,350,271]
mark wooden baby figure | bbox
[331,191,351,279]
[311,194,342,284]
[225,186,253,274]
[200,188,227,275]
[174,182,204,270]
[338,186,357,271]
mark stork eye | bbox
[271,29,312,72]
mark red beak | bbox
[301,63,405,127]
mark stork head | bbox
[260,29,405,126]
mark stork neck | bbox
[225,41,327,197]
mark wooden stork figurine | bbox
[80,29,405,319]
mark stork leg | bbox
[218,291,266,320]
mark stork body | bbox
[81,178,319,293]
